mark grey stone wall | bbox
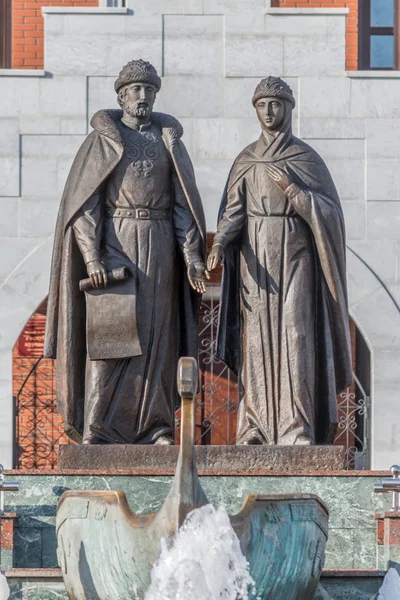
[0,3,399,468]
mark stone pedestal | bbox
[2,568,385,600]
[1,467,392,599]
[0,512,17,571]
[58,444,346,472]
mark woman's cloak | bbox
[216,127,352,444]
[44,110,206,442]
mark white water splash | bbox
[378,568,400,599]
[0,573,10,600]
[144,504,256,600]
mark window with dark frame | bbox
[0,0,12,69]
[359,0,399,69]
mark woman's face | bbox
[255,97,285,133]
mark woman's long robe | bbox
[214,109,352,445]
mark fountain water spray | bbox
[145,504,257,600]
[0,573,9,600]
[378,568,400,600]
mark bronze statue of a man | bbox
[208,77,352,446]
[44,59,208,445]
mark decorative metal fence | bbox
[196,286,238,445]
[14,286,370,470]
[14,356,72,470]
[333,373,370,470]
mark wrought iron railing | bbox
[14,287,369,469]
[334,373,370,469]
[14,356,72,469]
[196,286,238,445]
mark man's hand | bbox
[87,260,108,289]
[207,244,225,271]
[265,164,293,191]
[187,262,210,294]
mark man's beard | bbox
[124,100,151,119]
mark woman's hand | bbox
[207,244,225,271]
[87,260,108,289]
[265,164,293,191]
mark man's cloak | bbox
[44,109,206,442]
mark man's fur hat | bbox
[114,59,162,93]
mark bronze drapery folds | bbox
[208,77,352,446]
[44,60,207,445]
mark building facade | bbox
[0,0,399,469]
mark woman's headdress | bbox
[252,76,295,108]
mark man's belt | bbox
[248,214,300,219]
[105,207,171,220]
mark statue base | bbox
[2,468,388,586]
[2,569,385,600]
[58,444,345,472]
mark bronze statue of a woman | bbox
[207,77,352,446]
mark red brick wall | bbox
[271,0,359,71]
[12,0,98,69]
[13,308,74,470]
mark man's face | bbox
[122,83,156,119]
[255,97,285,133]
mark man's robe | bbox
[214,104,352,445]
[44,110,206,443]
